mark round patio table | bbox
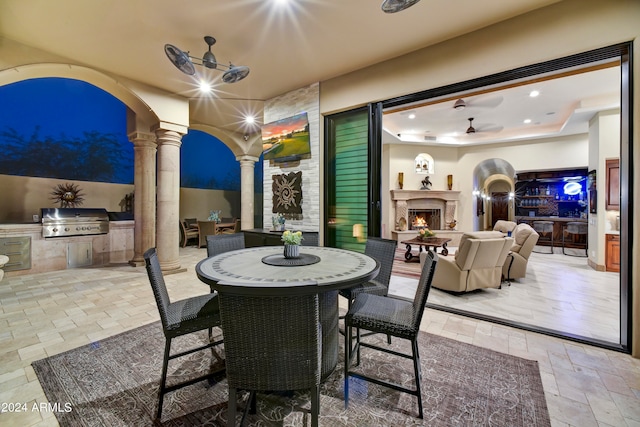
[196,246,379,378]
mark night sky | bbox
[0,77,250,190]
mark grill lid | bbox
[41,208,109,223]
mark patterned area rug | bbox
[392,247,423,279]
[32,322,550,426]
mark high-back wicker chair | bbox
[301,231,319,246]
[206,233,245,257]
[216,280,321,427]
[198,220,219,248]
[143,248,224,420]
[339,237,397,308]
[344,250,438,419]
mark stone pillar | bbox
[237,155,259,231]
[128,132,157,267]
[445,201,457,229]
[155,129,183,272]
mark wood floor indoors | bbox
[0,246,638,426]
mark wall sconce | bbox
[352,223,365,243]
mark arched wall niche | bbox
[414,152,434,174]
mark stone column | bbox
[155,129,183,272]
[128,132,157,267]
[237,155,259,231]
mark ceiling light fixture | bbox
[381,0,421,13]
[164,36,250,83]
[529,90,540,97]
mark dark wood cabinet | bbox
[605,233,620,272]
[243,229,284,247]
[605,158,620,210]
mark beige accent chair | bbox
[502,223,540,281]
[493,220,517,234]
[421,231,513,293]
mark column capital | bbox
[154,129,183,148]
[236,154,260,163]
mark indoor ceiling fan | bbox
[381,0,421,13]
[465,118,503,135]
[453,95,504,111]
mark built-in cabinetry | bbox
[244,229,285,247]
[0,236,31,271]
[605,158,620,210]
[515,168,588,219]
[606,233,620,272]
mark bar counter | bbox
[515,216,587,247]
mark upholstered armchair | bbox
[421,231,513,293]
[493,220,517,234]
[502,223,540,281]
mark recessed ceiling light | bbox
[245,116,255,125]
[529,90,540,98]
[523,119,532,124]
[408,113,416,119]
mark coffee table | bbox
[400,236,452,261]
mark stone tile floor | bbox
[0,246,638,426]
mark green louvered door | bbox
[324,105,382,251]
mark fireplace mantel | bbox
[390,190,460,231]
[390,190,460,202]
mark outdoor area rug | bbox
[32,321,550,426]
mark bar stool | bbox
[562,221,588,257]
[532,221,554,254]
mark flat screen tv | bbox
[262,112,311,162]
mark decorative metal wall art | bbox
[272,171,302,214]
[50,182,85,208]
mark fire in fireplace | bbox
[409,209,440,230]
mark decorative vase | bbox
[283,244,300,259]
[447,174,453,191]
[398,172,404,189]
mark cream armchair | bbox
[493,220,517,234]
[421,231,513,293]
[502,223,539,281]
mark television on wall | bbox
[262,112,311,162]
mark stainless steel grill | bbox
[41,208,109,238]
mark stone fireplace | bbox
[390,189,462,245]
[391,190,460,231]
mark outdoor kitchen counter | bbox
[0,221,134,277]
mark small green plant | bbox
[281,230,303,245]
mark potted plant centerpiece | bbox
[281,230,303,259]
[418,227,436,241]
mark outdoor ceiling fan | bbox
[381,0,421,13]
[164,36,250,83]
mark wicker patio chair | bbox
[179,220,199,247]
[301,231,319,246]
[222,219,242,234]
[198,220,219,248]
[206,233,245,257]
[143,248,224,420]
[338,237,396,308]
[216,280,321,427]
[344,250,438,419]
